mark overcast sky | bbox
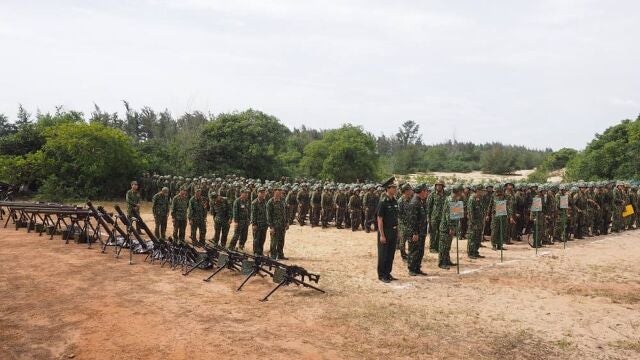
[1,0,639,149]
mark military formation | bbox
[134,173,640,279]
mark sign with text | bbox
[495,200,507,217]
[559,195,569,209]
[531,197,542,212]
[449,201,464,220]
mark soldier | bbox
[296,184,310,226]
[407,184,428,275]
[572,183,589,239]
[398,184,414,261]
[376,177,398,283]
[267,184,289,260]
[209,193,232,247]
[612,181,626,232]
[438,184,463,269]
[530,186,545,248]
[334,186,348,229]
[488,184,510,250]
[320,186,333,228]
[229,188,250,250]
[188,187,208,245]
[126,180,141,219]
[151,186,170,239]
[171,187,189,242]
[310,185,322,227]
[554,185,570,241]
[363,186,377,233]
[348,187,363,231]
[251,187,268,256]
[426,179,446,253]
[467,185,485,258]
[286,185,298,225]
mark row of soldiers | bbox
[136,173,389,232]
[125,180,290,260]
[383,179,640,281]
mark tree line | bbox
[0,104,553,200]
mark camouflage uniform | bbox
[334,189,348,229]
[210,195,231,247]
[310,188,322,227]
[320,188,333,228]
[407,192,427,274]
[171,194,189,242]
[251,195,268,256]
[466,190,483,257]
[151,191,170,239]
[438,194,460,268]
[426,190,446,253]
[125,189,141,218]
[267,196,288,259]
[397,192,413,261]
[348,191,363,231]
[188,193,208,244]
[296,188,310,225]
[229,196,250,250]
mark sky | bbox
[0,0,639,150]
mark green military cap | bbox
[273,183,282,190]
[194,187,201,192]
[131,180,138,185]
[434,179,445,186]
[161,187,169,192]
[180,185,189,191]
[476,184,485,190]
[401,183,412,192]
[452,183,463,191]
[414,183,427,192]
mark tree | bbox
[300,124,379,182]
[192,109,290,178]
[16,104,32,128]
[36,123,143,199]
[0,114,17,137]
[566,115,640,180]
[396,120,422,148]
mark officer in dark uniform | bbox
[376,177,399,283]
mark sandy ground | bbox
[1,201,640,359]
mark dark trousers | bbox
[377,227,397,279]
[229,222,249,249]
[172,218,187,242]
[190,220,206,243]
[213,220,230,247]
[407,234,425,272]
[253,225,268,255]
[269,227,286,258]
[154,215,167,239]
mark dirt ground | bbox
[1,201,640,360]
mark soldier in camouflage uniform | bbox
[488,184,510,250]
[209,193,232,247]
[229,188,250,250]
[334,186,348,229]
[348,187,363,231]
[188,188,208,245]
[397,184,414,261]
[438,184,463,269]
[286,185,298,225]
[126,180,141,218]
[171,187,189,242]
[267,184,289,260]
[426,180,446,253]
[611,182,627,232]
[151,186,170,239]
[296,184,310,226]
[310,186,322,227]
[407,184,428,275]
[320,186,334,228]
[251,187,268,256]
[466,185,485,258]
[572,183,589,239]
[363,186,377,233]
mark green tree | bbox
[300,124,378,182]
[192,109,290,178]
[36,123,143,200]
[0,114,17,137]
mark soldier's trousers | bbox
[172,218,187,242]
[154,215,168,239]
[407,234,425,273]
[365,207,376,231]
[229,222,249,249]
[429,217,441,252]
[190,219,206,243]
[350,210,362,231]
[321,208,331,227]
[491,218,506,248]
[398,231,410,259]
[253,225,268,256]
[601,209,611,234]
[297,204,309,225]
[438,232,453,265]
[377,226,397,279]
[336,207,346,228]
[288,205,297,225]
[612,207,624,232]
[213,220,230,247]
[311,206,321,226]
[467,225,481,255]
[269,227,286,258]
[574,211,587,238]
